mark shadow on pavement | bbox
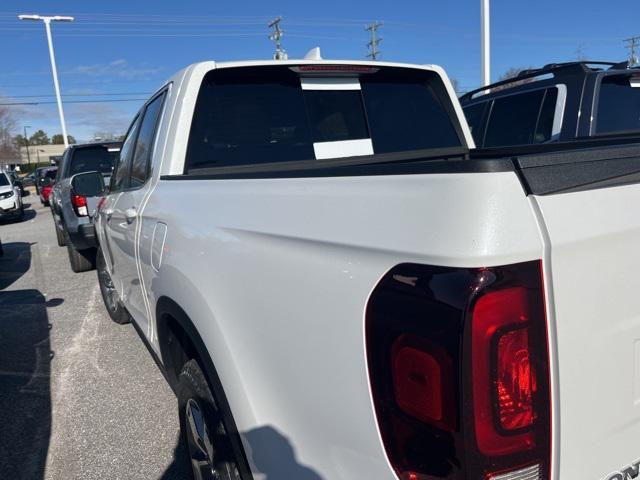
[159,432,191,480]
[0,242,33,290]
[0,243,61,479]
[158,421,323,479]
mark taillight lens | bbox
[71,193,88,216]
[391,335,455,432]
[366,261,550,480]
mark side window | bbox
[111,115,141,192]
[533,88,559,143]
[56,149,70,181]
[130,92,167,189]
[596,75,640,135]
[462,102,488,146]
[483,89,546,147]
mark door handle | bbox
[125,207,137,224]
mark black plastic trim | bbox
[161,137,640,196]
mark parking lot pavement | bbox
[0,192,190,480]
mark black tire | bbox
[96,246,131,324]
[54,223,66,247]
[14,205,24,223]
[178,359,241,480]
[65,231,95,273]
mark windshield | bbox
[0,174,9,186]
[69,146,119,175]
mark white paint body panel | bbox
[140,171,542,479]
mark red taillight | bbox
[71,193,88,216]
[471,286,538,456]
[391,335,455,432]
[97,197,107,211]
[366,261,550,480]
[496,327,535,431]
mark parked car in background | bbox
[38,167,57,206]
[21,172,35,187]
[85,58,640,480]
[34,166,56,195]
[50,142,121,272]
[0,170,24,222]
[460,60,640,148]
[7,172,25,196]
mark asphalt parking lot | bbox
[0,190,190,480]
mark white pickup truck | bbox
[79,59,640,480]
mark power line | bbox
[0,98,147,106]
[268,16,288,60]
[625,36,640,66]
[365,21,383,60]
[4,92,150,99]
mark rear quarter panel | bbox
[144,171,543,479]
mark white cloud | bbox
[65,59,162,80]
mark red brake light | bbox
[472,287,537,456]
[367,261,550,480]
[496,327,535,431]
[391,335,455,431]
[71,193,88,216]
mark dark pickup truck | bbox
[460,60,640,148]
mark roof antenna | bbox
[269,17,288,60]
[303,47,322,60]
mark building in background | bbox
[18,144,66,166]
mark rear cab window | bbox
[69,146,119,176]
[185,65,464,171]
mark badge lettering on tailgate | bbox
[604,460,640,480]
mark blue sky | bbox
[0,0,636,141]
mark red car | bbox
[38,167,57,206]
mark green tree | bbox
[29,129,50,145]
[51,134,76,145]
[14,134,27,146]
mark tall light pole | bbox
[481,0,491,87]
[18,14,73,148]
[23,125,31,166]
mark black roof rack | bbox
[460,61,624,102]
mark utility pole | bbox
[18,14,73,148]
[365,21,383,60]
[23,125,31,166]
[624,36,640,67]
[268,17,288,60]
[481,0,491,86]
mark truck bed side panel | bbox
[143,171,542,479]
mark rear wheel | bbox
[96,246,131,324]
[65,231,95,272]
[178,360,241,480]
[55,224,66,246]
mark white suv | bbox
[0,171,23,222]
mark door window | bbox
[111,115,141,192]
[130,92,167,189]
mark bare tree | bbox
[0,107,19,166]
[492,66,536,91]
